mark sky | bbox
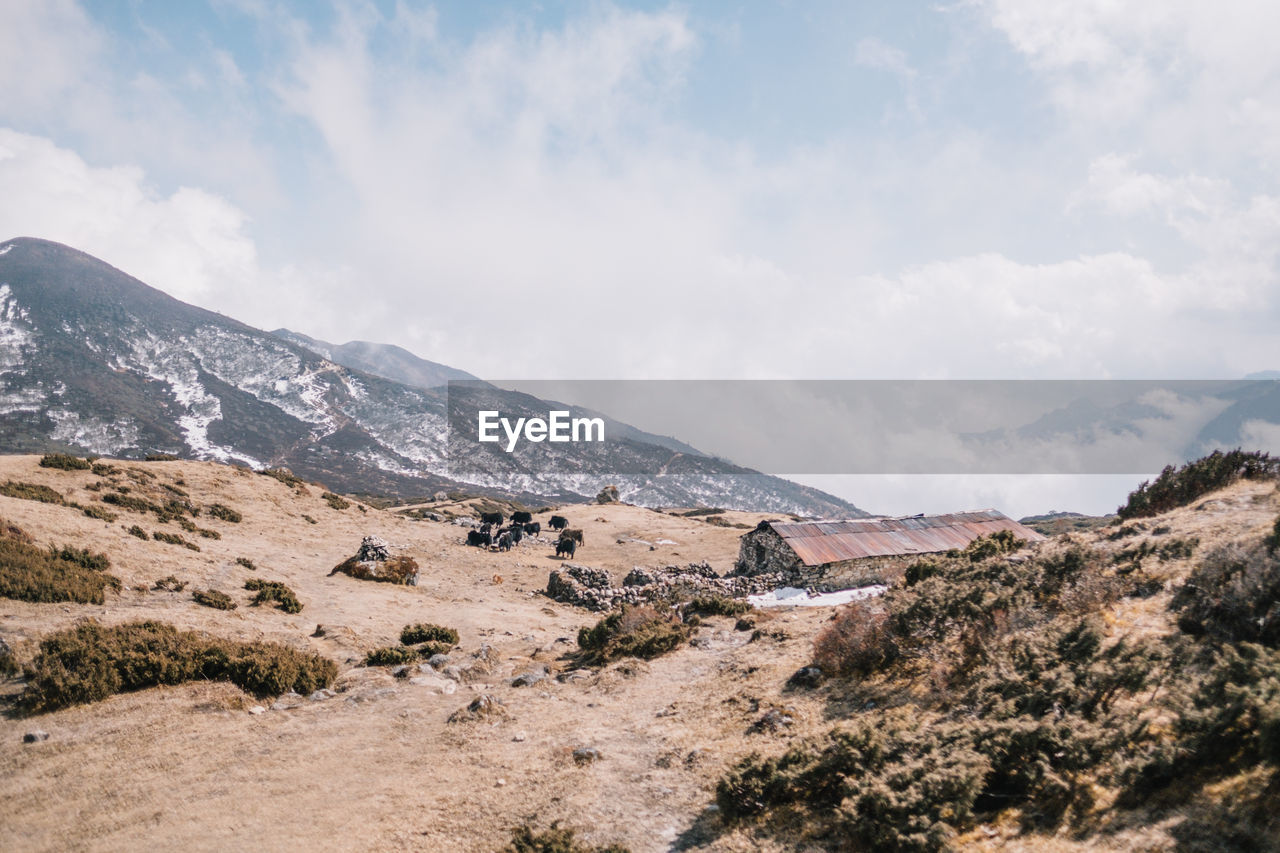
[2,0,1279,514]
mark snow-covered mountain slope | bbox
[0,237,864,516]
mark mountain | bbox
[0,237,862,516]
[271,328,477,390]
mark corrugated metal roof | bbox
[767,510,1046,566]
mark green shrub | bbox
[196,527,221,540]
[243,579,302,614]
[193,589,237,610]
[1171,542,1280,645]
[153,575,186,592]
[260,468,309,492]
[365,646,418,667]
[39,453,91,470]
[161,483,188,498]
[685,595,753,617]
[501,823,630,853]
[235,557,257,571]
[577,604,690,664]
[177,517,197,532]
[145,453,179,462]
[0,480,66,505]
[19,621,337,713]
[301,514,317,525]
[417,640,453,657]
[126,524,148,540]
[400,623,460,646]
[1267,514,1280,556]
[207,503,242,523]
[322,492,350,511]
[1117,449,1279,520]
[91,462,120,477]
[102,492,159,513]
[152,531,200,551]
[0,532,120,604]
[82,504,118,522]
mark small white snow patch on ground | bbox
[0,244,12,256]
[748,584,887,608]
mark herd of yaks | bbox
[464,510,585,559]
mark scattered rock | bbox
[572,746,601,766]
[409,674,457,694]
[248,705,266,715]
[786,666,826,690]
[270,692,305,711]
[448,694,507,723]
[309,689,335,702]
[356,535,391,562]
[329,538,418,585]
[511,666,548,688]
[548,561,785,611]
[513,731,527,742]
[596,484,620,504]
[750,707,796,734]
[23,730,49,743]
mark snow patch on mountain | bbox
[0,285,36,372]
[48,410,140,456]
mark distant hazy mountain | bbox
[272,329,476,390]
[0,237,863,516]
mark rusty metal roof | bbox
[767,510,1046,566]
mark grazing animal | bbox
[479,522,493,536]
[549,515,569,530]
[561,528,585,546]
[496,532,512,552]
[511,511,532,525]
[467,530,492,547]
[480,511,504,526]
[508,526,523,544]
[523,522,541,536]
[556,537,577,559]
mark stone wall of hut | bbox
[736,525,915,591]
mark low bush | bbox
[301,514,317,525]
[145,453,179,462]
[1117,449,1279,520]
[261,468,309,493]
[196,527,221,540]
[685,595,753,618]
[207,503,242,523]
[1172,542,1280,644]
[153,575,186,592]
[243,579,302,614]
[82,504,118,522]
[235,557,257,571]
[19,620,337,713]
[102,492,159,513]
[193,589,236,610]
[1267,514,1280,556]
[0,480,66,505]
[126,524,148,539]
[577,604,691,664]
[90,462,120,477]
[322,492,350,511]
[152,531,200,551]
[161,483,188,498]
[0,530,120,604]
[400,623,459,646]
[812,602,899,677]
[501,823,630,853]
[39,453,91,470]
[365,646,418,667]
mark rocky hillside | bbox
[1,452,1278,851]
[0,237,861,517]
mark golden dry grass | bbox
[1,455,1276,852]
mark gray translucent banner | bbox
[445,379,1280,475]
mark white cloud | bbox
[0,128,259,303]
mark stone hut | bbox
[736,509,1045,591]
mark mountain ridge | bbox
[0,236,863,516]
